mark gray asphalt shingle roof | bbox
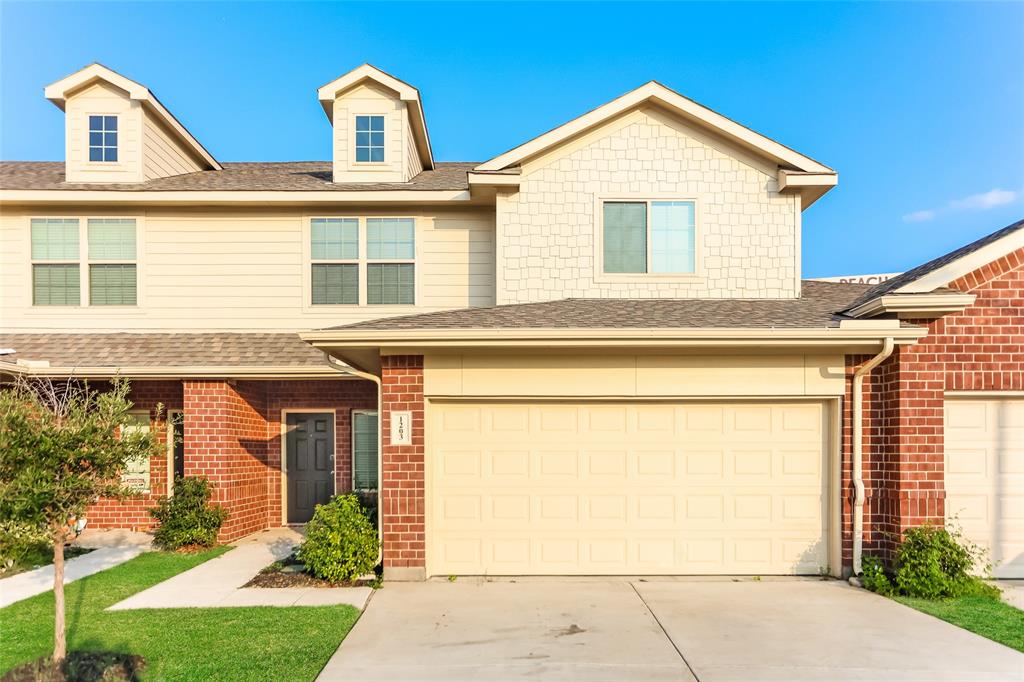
[0,333,328,368]
[0,161,477,192]
[325,281,871,331]
[843,218,1024,312]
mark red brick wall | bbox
[86,380,183,531]
[928,248,1024,391]
[263,379,377,527]
[843,246,1024,569]
[379,355,425,573]
[85,377,377,543]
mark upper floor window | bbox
[602,200,696,274]
[30,217,137,306]
[310,217,415,305]
[88,115,118,162]
[367,218,414,304]
[355,115,385,163]
[31,218,81,305]
[311,218,359,305]
[88,218,137,305]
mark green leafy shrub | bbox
[297,494,379,583]
[860,524,998,600]
[860,555,895,596]
[894,524,997,599]
[149,477,228,550]
[0,520,50,574]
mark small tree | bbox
[0,377,161,664]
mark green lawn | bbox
[896,595,1024,653]
[0,547,362,680]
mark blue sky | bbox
[2,1,1022,277]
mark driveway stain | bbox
[552,624,585,637]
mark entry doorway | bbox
[285,412,335,524]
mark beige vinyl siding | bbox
[0,207,495,331]
[142,111,204,180]
[404,114,423,179]
[64,82,143,183]
[331,82,411,183]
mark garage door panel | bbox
[429,401,829,575]
[945,398,1024,579]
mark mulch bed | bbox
[1,652,145,682]
[243,555,373,589]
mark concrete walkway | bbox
[0,530,151,609]
[319,577,1024,681]
[108,527,371,610]
[1000,580,1024,610]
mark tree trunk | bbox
[52,529,66,664]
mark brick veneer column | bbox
[183,379,270,542]
[379,355,426,580]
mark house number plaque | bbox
[390,411,412,445]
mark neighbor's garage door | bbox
[428,401,829,576]
[945,398,1024,578]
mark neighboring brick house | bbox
[1,62,1020,580]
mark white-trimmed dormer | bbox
[317,64,433,184]
[44,63,220,184]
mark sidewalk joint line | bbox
[629,582,701,682]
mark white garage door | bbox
[945,398,1024,579]
[428,401,829,576]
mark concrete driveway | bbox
[318,578,1024,681]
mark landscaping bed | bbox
[244,554,376,589]
[2,651,145,682]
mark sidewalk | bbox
[1,530,152,608]
[108,527,372,610]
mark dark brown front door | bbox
[286,413,334,523]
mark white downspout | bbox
[852,337,894,575]
[324,353,384,566]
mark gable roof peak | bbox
[43,63,221,171]
[317,63,434,170]
[475,78,835,187]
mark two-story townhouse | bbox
[1,63,1020,581]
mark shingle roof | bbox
[0,161,476,192]
[843,218,1024,312]
[325,281,871,331]
[0,333,329,369]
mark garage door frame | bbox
[944,392,1024,579]
[424,395,842,577]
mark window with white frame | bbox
[310,217,415,305]
[367,218,414,304]
[31,218,81,305]
[311,218,359,305]
[88,219,137,305]
[88,115,118,162]
[30,217,138,306]
[602,200,696,274]
[354,115,385,163]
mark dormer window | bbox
[88,115,118,162]
[355,115,385,163]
